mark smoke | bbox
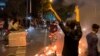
[62,0,74,6]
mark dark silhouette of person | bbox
[86,24,99,56]
[59,20,82,56]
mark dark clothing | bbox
[86,32,98,56]
[23,19,30,29]
[59,21,82,56]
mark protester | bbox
[48,21,64,56]
[49,21,58,44]
[86,24,100,56]
[53,19,82,56]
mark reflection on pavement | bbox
[0,27,99,56]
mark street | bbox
[0,26,99,56]
[0,27,50,56]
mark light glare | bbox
[49,0,53,3]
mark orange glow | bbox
[35,54,39,56]
[79,36,87,56]
[49,0,53,3]
[46,49,54,55]
[79,48,82,54]
[52,45,57,51]
[40,54,45,56]
[45,47,49,50]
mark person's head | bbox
[66,20,76,29]
[49,23,58,33]
[52,20,58,25]
[92,24,100,33]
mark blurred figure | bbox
[0,19,4,29]
[8,19,19,31]
[46,21,50,27]
[86,24,100,56]
[59,20,82,56]
[0,19,5,41]
[49,21,64,56]
[49,21,58,44]
[0,19,9,45]
[23,18,30,29]
[8,19,14,30]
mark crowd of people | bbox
[0,17,45,31]
[48,19,100,56]
[0,18,22,31]
[0,16,100,56]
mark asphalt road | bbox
[0,27,50,56]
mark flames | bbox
[35,36,87,56]
[35,45,57,56]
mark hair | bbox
[66,20,76,29]
[92,24,99,31]
[13,19,17,24]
